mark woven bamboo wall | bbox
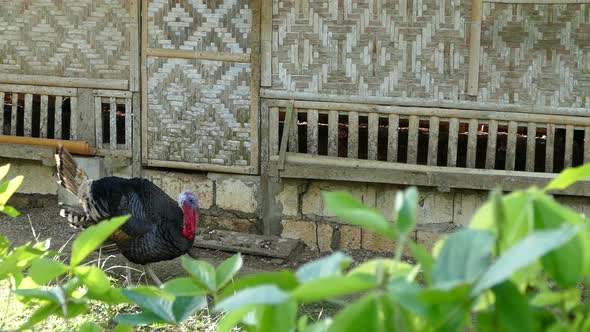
[479,3,590,108]
[143,0,259,173]
[270,0,590,108]
[271,0,472,99]
[0,0,135,80]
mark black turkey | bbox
[54,145,200,285]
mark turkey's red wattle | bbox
[182,203,198,240]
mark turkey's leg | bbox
[145,264,162,286]
[125,262,132,286]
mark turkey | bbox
[54,145,200,285]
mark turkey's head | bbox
[178,191,199,240]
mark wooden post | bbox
[388,114,399,162]
[278,101,294,170]
[307,109,318,154]
[526,123,536,172]
[24,94,32,137]
[40,95,48,138]
[328,111,338,157]
[407,115,419,164]
[260,0,272,86]
[447,118,459,167]
[564,124,573,168]
[506,121,517,171]
[269,107,279,155]
[348,112,359,158]
[74,89,95,146]
[368,113,379,160]
[55,96,62,140]
[486,120,498,169]
[10,93,17,136]
[546,124,555,173]
[467,0,483,96]
[466,118,478,168]
[428,116,439,166]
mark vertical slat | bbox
[506,121,517,171]
[447,118,459,167]
[24,94,32,136]
[40,95,48,138]
[585,127,590,164]
[564,124,574,168]
[54,96,62,139]
[278,102,294,170]
[11,93,18,135]
[546,124,555,173]
[467,0,483,95]
[428,116,439,166]
[348,112,359,158]
[328,110,338,157]
[307,109,318,154]
[110,97,117,149]
[526,123,536,172]
[387,114,399,162]
[125,98,132,150]
[486,120,498,169]
[269,107,279,155]
[288,110,298,152]
[95,97,103,149]
[0,92,4,134]
[407,115,419,164]
[466,118,478,168]
[368,113,379,160]
[70,96,78,140]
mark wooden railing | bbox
[263,94,590,195]
[0,85,133,157]
[0,84,77,140]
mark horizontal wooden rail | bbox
[261,89,590,118]
[269,153,590,197]
[0,136,94,155]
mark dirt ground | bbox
[0,197,388,284]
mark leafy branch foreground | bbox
[3,163,590,331]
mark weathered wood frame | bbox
[263,97,590,195]
[141,0,261,175]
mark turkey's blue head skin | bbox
[178,191,199,240]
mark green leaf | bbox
[115,311,167,326]
[27,258,69,285]
[219,271,299,300]
[0,235,9,256]
[18,303,59,331]
[531,288,581,311]
[121,287,176,323]
[182,256,216,292]
[214,285,289,312]
[545,163,590,191]
[0,205,19,217]
[296,252,352,283]
[172,296,207,322]
[16,287,66,305]
[323,192,397,238]
[0,164,10,182]
[432,229,495,290]
[161,277,208,297]
[408,241,434,283]
[216,305,255,332]
[74,266,111,295]
[216,253,243,291]
[290,275,377,303]
[471,225,580,296]
[70,215,129,267]
[395,187,418,234]
[347,258,414,279]
[113,323,134,332]
[78,322,103,332]
[256,300,297,332]
[388,277,428,317]
[303,319,333,332]
[327,294,389,332]
[492,281,532,332]
[0,175,23,206]
[533,194,590,287]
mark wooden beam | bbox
[269,153,590,197]
[260,90,590,118]
[0,74,128,90]
[146,49,251,63]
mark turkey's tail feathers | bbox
[55,145,89,197]
[59,203,92,230]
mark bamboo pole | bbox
[0,136,95,155]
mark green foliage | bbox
[4,162,590,331]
